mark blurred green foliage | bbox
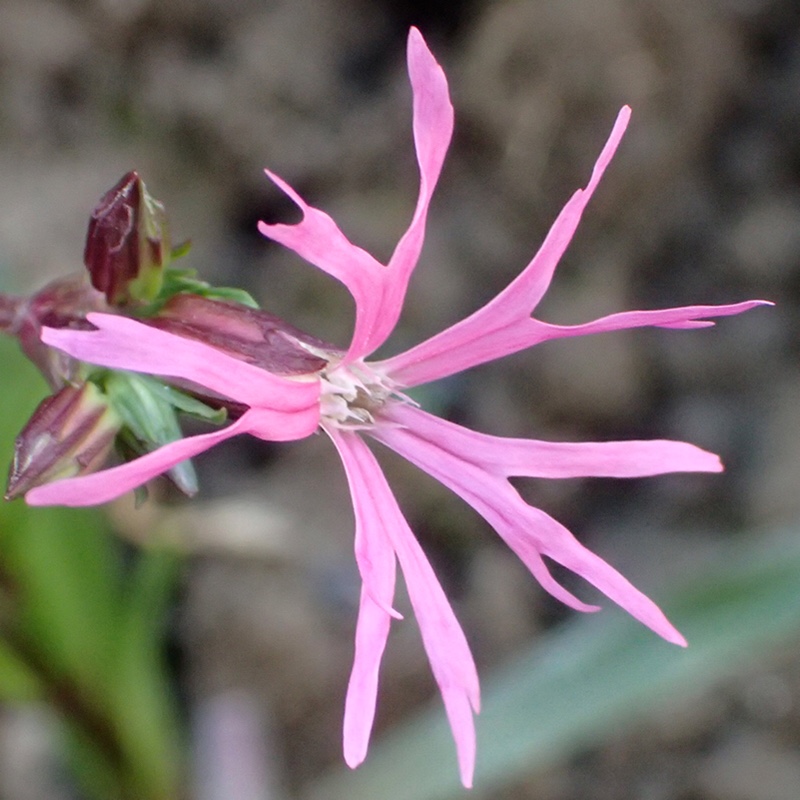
[0,336,182,799]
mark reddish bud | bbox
[6,383,121,500]
[85,171,169,306]
[151,294,334,375]
[11,276,107,389]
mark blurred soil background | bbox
[0,0,797,798]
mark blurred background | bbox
[0,0,797,798]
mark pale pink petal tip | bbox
[668,628,689,648]
[408,26,425,48]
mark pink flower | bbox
[27,28,768,788]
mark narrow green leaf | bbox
[0,640,42,701]
[109,545,183,800]
[0,338,123,688]
[0,505,124,688]
[0,337,181,798]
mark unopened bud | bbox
[11,276,106,389]
[85,171,170,306]
[6,382,121,500]
[152,294,332,375]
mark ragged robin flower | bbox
[16,27,770,788]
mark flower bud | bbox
[84,171,170,306]
[151,294,332,375]
[6,382,121,500]
[11,276,107,389]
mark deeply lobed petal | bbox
[381,299,772,388]
[41,313,321,412]
[258,27,453,362]
[385,404,723,478]
[374,106,630,386]
[384,27,454,322]
[372,407,687,646]
[343,587,396,770]
[257,172,386,361]
[374,100,771,389]
[328,427,479,787]
[529,301,772,342]
[325,426,399,769]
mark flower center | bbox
[320,360,399,429]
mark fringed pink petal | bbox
[389,508,480,788]
[380,297,771,388]
[42,313,321,411]
[25,412,255,506]
[384,26,454,310]
[492,106,632,313]
[328,428,399,768]
[328,428,479,787]
[258,28,453,362]
[375,106,630,386]
[372,412,686,646]
[372,420,601,615]
[530,508,687,646]
[385,404,723,478]
[531,301,773,342]
[26,402,320,508]
[373,94,769,389]
[343,586,396,769]
[257,172,388,361]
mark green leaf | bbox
[0,505,124,688]
[108,546,183,800]
[0,337,183,799]
[306,528,800,800]
[0,338,123,689]
[0,639,42,701]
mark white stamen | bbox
[320,360,401,429]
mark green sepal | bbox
[139,267,259,317]
[97,371,227,497]
[170,240,192,261]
